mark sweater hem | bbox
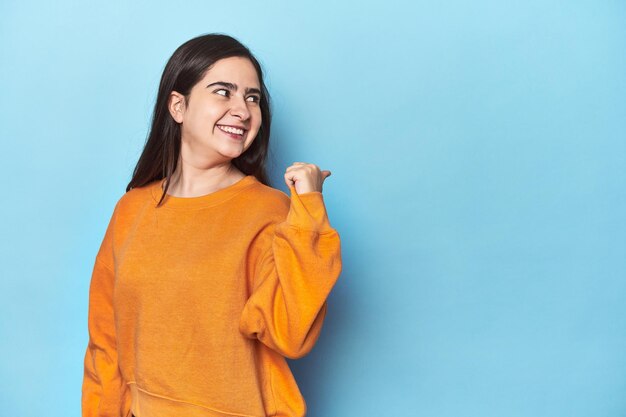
[128,382,265,417]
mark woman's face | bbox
[169,56,263,162]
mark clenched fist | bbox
[284,162,332,194]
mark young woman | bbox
[81,33,342,417]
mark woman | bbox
[81,33,342,417]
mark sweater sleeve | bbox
[82,202,131,417]
[239,185,342,359]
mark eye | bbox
[246,95,261,103]
[214,88,230,97]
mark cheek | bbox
[193,99,223,120]
[252,110,263,130]
[204,106,225,125]
[248,117,262,142]
[184,109,221,139]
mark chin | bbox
[218,146,245,159]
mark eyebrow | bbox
[206,81,262,96]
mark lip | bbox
[216,124,246,140]
[216,124,247,132]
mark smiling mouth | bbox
[216,125,246,137]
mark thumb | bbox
[322,170,332,179]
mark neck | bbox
[164,161,244,198]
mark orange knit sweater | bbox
[81,175,342,417]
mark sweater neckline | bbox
[150,175,257,209]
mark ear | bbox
[168,91,186,123]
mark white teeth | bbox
[218,125,244,135]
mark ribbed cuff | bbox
[284,185,335,232]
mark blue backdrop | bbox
[1,1,625,416]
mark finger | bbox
[284,174,297,188]
[285,165,301,173]
[284,171,298,182]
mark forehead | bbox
[200,56,260,87]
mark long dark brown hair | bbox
[125,33,272,207]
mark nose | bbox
[229,94,251,120]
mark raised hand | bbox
[284,162,332,194]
